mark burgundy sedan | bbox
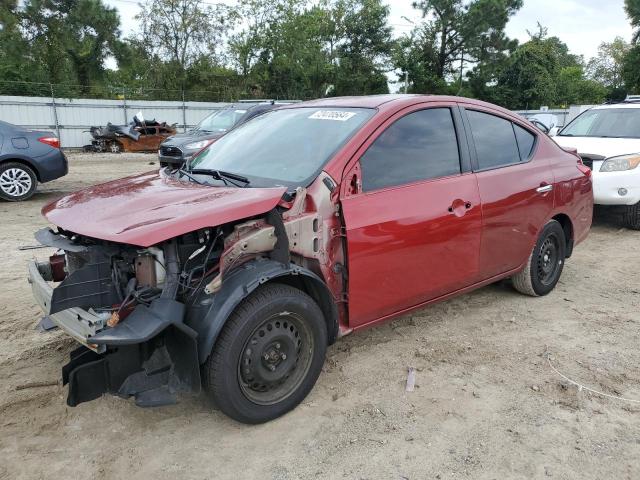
[28,95,593,423]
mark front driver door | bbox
[341,105,482,329]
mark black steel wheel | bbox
[512,220,566,297]
[238,311,313,405]
[205,283,327,424]
[536,234,561,286]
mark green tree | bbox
[132,0,236,91]
[496,28,604,109]
[623,46,640,93]
[331,0,393,96]
[497,37,559,108]
[587,38,630,90]
[557,66,607,106]
[0,1,33,91]
[228,0,392,99]
[626,0,640,42]
[412,0,521,78]
[392,25,449,94]
[623,0,640,93]
[21,0,121,92]
[394,0,521,95]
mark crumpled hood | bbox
[42,171,286,247]
[553,135,640,158]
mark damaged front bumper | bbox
[28,260,108,353]
[27,259,201,407]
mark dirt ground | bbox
[0,152,639,480]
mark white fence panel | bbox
[0,95,232,148]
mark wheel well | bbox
[0,158,41,182]
[552,213,574,258]
[271,274,339,345]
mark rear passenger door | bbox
[341,104,482,328]
[461,106,555,280]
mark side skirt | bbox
[349,266,524,334]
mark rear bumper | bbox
[34,149,68,183]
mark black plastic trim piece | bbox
[34,228,88,253]
[89,298,186,345]
[186,258,339,364]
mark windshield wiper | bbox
[189,168,251,188]
[175,168,205,185]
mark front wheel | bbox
[623,202,640,230]
[205,283,327,424]
[511,220,566,297]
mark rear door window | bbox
[467,110,521,170]
[360,108,461,192]
[513,124,536,161]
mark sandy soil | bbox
[0,152,639,480]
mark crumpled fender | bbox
[186,258,339,364]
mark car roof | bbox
[0,120,19,130]
[592,102,640,110]
[286,94,521,122]
[297,94,420,108]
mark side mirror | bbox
[530,120,550,134]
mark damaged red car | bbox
[28,95,593,424]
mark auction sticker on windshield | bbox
[309,110,358,122]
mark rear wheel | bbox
[622,202,640,230]
[0,162,37,201]
[109,141,122,153]
[205,283,327,424]
[512,220,566,297]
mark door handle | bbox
[448,200,472,215]
[536,184,553,194]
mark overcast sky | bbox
[105,0,633,61]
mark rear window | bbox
[467,110,521,170]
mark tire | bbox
[622,202,640,230]
[0,162,37,201]
[205,283,328,424]
[512,220,566,297]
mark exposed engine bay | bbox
[29,180,344,408]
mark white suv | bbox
[554,101,640,229]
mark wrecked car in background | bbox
[84,113,176,153]
[28,95,593,424]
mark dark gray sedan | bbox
[0,120,68,201]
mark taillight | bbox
[577,163,592,178]
[38,136,60,149]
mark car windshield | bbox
[196,108,249,133]
[559,108,640,138]
[189,107,375,187]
